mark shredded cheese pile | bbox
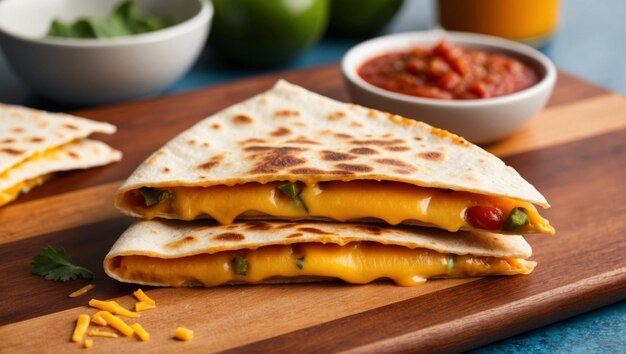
[68,288,194,348]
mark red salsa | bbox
[358,40,539,100]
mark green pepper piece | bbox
[296,256,305,270]
[139,187,173,207]
[233,256,248,276]
[277,183,309,212]
[504,207,530,231]
[446,254,457,274]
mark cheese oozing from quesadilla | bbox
[107,242,535,287]
[119,180,554,234]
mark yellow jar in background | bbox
[438,0,560,47]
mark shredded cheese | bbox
[89,299,139,318]
[132,323,150,342]
[83,339,93,349]
[133,289,155,305]
[174,327,194,341]
[99,312,134,337]
[71,314,90,343]
[88,328,118,338]
[135,301,156,312]
[91,311,108,326]
[68,284,96,298]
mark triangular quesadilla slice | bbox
[104,220,535,287]
[0,104,121,206]
[114,81,553,235]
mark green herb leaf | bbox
[504,207,530,231]
[277,183,309,212]
[446,254,457,274]
[139,187,173,207]
[233,256,248,276]
[296,256,305,270]
[47,0,176,39]
[31,247,94,281]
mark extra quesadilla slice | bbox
[104,220,536,287]
[0,103,121,206]
[114,80,554,235]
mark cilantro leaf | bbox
[31,247,94,281]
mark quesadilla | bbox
[104,220,536,287]
[114,80,554,235]
[0,104,121,206]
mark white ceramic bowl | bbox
[342,31,557,144]
[0,0,212,105]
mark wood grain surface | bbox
[0,65,625,353]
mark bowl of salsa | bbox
[342,31,556,144]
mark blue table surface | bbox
[1,0,624,352]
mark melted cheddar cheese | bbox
[0,174,52,206]
[110,242,535,287]
[124,181,554,234]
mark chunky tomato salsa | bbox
[358,40,539,100]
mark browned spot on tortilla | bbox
[248,147,307,174]
[188,139,197,146]
[226,225,238,229]
[298,227,329,235]
[275,109,300,118]
[351,121,364,128]
[0,148,24,155]
[286,138,319,145]
[12,127,24,133]
[385,146,411,152]
[277,223,298,229]
[478,159,486,164]
[414,137,423,141]
[245,221,272,231]
[335,163,373,172]
[233,114,253,124]
[360,225,382,235]
[334,133,353,139]
[0,138,15,144]
[328,170,355,175]
[351,139,405,146]
[430,127,469,146]
[322,151,356,161]
[166,236,197,249]
[350,147,378,155]
[147,150,166,165]
[162,167,171,173]
[287,233,303,238]
[327,111,347,121]
[291,167,326,174]
[63,124,79,130]
[211,123,221,130]
[67,151,79,159]
[202,142,210,148]
[294,122,307,128]
[29,137,45,143]
[418,151,444,161]
[376,158,411,167]
[367,109,378,118]
[270,127,291,137]
[198,155,224,170]
[382,133,393,138]
[213,232,245,241]
[241,138,266,145]
[394,169,413,174]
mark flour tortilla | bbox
[115,80,548,222]
[0,103,116,173]
[0,139,122,194]
[104,219,535,287]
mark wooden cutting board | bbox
[1,65,625,353]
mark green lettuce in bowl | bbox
[47,0,176,39]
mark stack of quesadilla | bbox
[0,104,121,207]
[105,81,553,287]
